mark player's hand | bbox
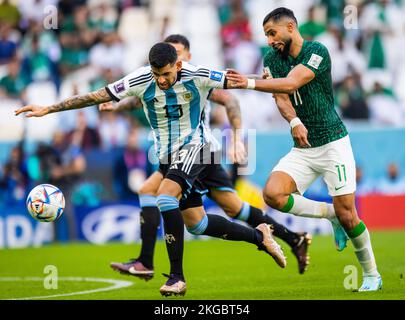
[225,69,248,89]
[228,138,246,164]
[99,101,115,112]
[292,124,311,148]
[262,68,270,79]
[14,105,48,117]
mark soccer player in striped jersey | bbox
[105,34,311,280]
[226,7,382,292]
[15,42,287,297]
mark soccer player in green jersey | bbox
[226,7,382,292]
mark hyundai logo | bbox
[82,205,140,244]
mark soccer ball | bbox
[26,184,65,222]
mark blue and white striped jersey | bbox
[106,62,227,160]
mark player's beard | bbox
[275,38,292,60]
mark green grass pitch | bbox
[0,231,404,300]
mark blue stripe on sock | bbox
[156,195,179,212]
[139,195,157,208]
[236,202,250,222]
[187,215,208,235]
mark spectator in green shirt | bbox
[0,59,26,99]
[299,6,326,40]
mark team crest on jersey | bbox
[307,54,323,69]
[183,91,193,101]
[209,71,223,82]
[114,81,125,93]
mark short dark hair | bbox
[263,7,297,26]
[148,42,178,69]
[164,34,190,51]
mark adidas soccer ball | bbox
[26,184,65,222]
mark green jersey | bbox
[263,40,348,148]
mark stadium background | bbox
[0,0,405,250]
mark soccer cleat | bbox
[356,275,383,292]
[256,223,287,268]
[159,273,187,297]
[291,232,312,274]
[330,217,349,251]
[110,259,154,281]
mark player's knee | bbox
[139,183,156,196]
[186,215,208,235]
[156,194,179,213]
[224,208,237,218]
[222,202,241,217]
[139,178,160,196]
[263,188,284,210]
[212,190,242,218]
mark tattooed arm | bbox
[14,87,112,117]
[209,89,246,163]
[99,97,142,112]
[209,89,242,131]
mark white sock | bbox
[286,194,336,220]
[350,227,379,277]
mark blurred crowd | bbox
[216,0,405,127]
[1,0,405,210]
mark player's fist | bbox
[291,124,311,148]
[225,69,248,89]
[14,105,48,117]
[262,67,271,79]
[99,101,115,111]
[228,138,247,164]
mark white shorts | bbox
[272,135,356,197]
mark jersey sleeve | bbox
[195,66,227,90]
[300,42,330,76]
[105,66,152,101]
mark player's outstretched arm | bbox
[99,97,141,112]
[226,65,315,94]
[15,87,112,117]
[274,93,311,148]
[209,89,246,163]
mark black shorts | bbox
[198,152,235,196]
[158,143,211,210]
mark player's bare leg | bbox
[210,189,311,274]
[110,171,163,280]
[333,193,382,292]
[263,171,349,251]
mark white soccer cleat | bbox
[159,273,187,297]
[356,275,383,292]
[256,223,287,268]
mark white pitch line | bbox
[0,277,133,300]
